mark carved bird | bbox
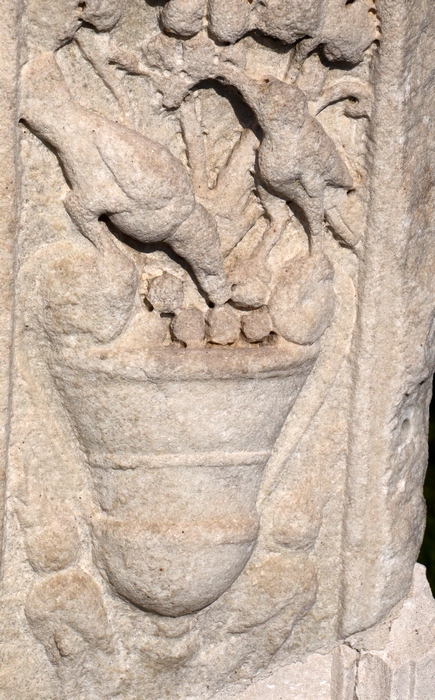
[20,51,229,305]
[218,70,353,240]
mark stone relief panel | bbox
[3,0,379,697]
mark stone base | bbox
[222,565,435,699]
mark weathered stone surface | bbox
[351,564,435,700]
[0,1,434,699]
[219,646,358,700]
[223,565,435,700]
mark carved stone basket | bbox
[51,342,318,617]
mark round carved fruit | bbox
[146,273,184,313]
[269,251,335,346]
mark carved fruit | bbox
[270,483,324,551]
[208,0,251,43]
[241,308,273,343]
[206,306,240,345]
[80,0,125,32]
[18,502,79,573]
[231,277,270,310]
[146,273,184,313]
[269,251,335,345]
[171,308,205,347]
[161,0,205,36]
[37,241,137,345]
[322,0,378,65]
[256,0,322,45]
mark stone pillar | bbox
[0,1,434,699]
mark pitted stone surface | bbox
[0,1,435,699]
[222,566,435,700]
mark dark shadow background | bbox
[418,384,435,593]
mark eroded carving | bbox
[13,0,377,696]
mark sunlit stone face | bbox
[1,1,435,699]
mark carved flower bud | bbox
[241,307,273,343]
[146,273,184,314]
[171,308,205,347]
[206,306,240,345]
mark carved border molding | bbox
[0,0,21,575]
[342,0,435,635]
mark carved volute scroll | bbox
[10,1,430,698]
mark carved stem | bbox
[74,32,136,129]
[179,95,209,198]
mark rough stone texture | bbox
[0,1,435,699]
[220,646,358,700]
[0,0,20,570]
[222,564,435,699]
[353,564,435,700]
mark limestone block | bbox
[0,1,435,698]
[224,565,435,700]
[219,645,358,700]
[353,565,435,700]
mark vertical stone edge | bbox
[0,2,21,576]
[341,0,435,635]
